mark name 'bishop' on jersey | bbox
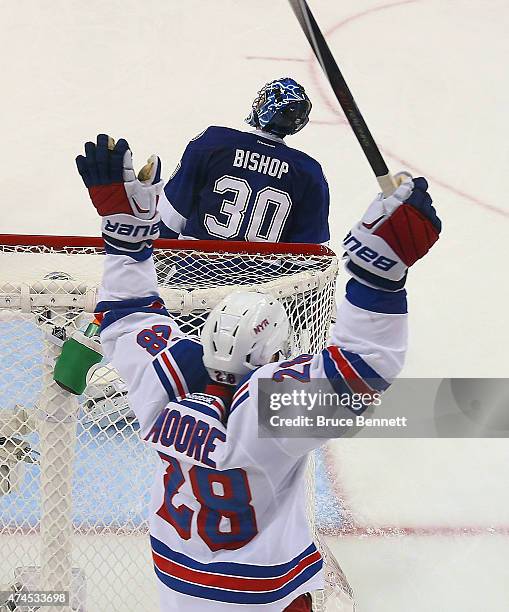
[159,78,330,244]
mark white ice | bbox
[1,0,508,609]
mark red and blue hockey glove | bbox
[76,134,164,259]
[343,174,441,290]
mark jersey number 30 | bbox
[157,454,258,551]
[205,175,292,241]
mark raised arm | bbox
[76,135,208,429]
[221,174,441,464]
[323,173,440,386]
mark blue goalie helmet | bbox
[245,77,312,137]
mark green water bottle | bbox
[53,319,103,395]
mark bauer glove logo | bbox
[343,233,398,272]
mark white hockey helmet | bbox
[201,291,290,385]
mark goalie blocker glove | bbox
[343,174,441,290]
[76,134,164,260]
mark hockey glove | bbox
[76,134,164,258]
[343,174,441,291]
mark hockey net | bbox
[0,235,353,611]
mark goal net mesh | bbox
[0,237,352,611]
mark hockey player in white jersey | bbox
[76,135,441,611]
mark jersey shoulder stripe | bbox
[151,536,322,604]
[153,346,190,401]
[229,379,251,415]
[341,349,390,390]
[322,349,354,396]
[323,345,389,398]
[325,345,374,395]
[186,125,241,150]
[153,359,179,402]
[152,337,207,403]
[229,368,258,416]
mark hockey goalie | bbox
[76,135,441,611]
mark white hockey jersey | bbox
[97,253,408,611]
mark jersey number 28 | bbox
[205,175,292,241]
[157,454,258,552]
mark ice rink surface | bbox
[1,0,508,609]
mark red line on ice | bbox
[321,524,509,538]
[323,442,509,538]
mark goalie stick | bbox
[288,0,397,196]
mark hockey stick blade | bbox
[288,0,396,195]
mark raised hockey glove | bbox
[343,174,441,291]
[76,134,164,258]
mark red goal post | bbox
[0,235,353,611]
[0,233,335,254]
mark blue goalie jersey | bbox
[159,126,330,244]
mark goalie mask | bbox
[201,291,291,386]
[245,77,311,137]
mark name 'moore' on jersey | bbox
[159,126,330,244]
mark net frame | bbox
[0,235,352,611]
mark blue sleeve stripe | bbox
[158,350,190,399]
[103,238,153,261]
[100,306,169,331]
[104,234,152,251]
[345,278,407,313]
[150,535,320,577]
[153,360,178,402]
[341,349,390,391]
[96,296,164,312]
